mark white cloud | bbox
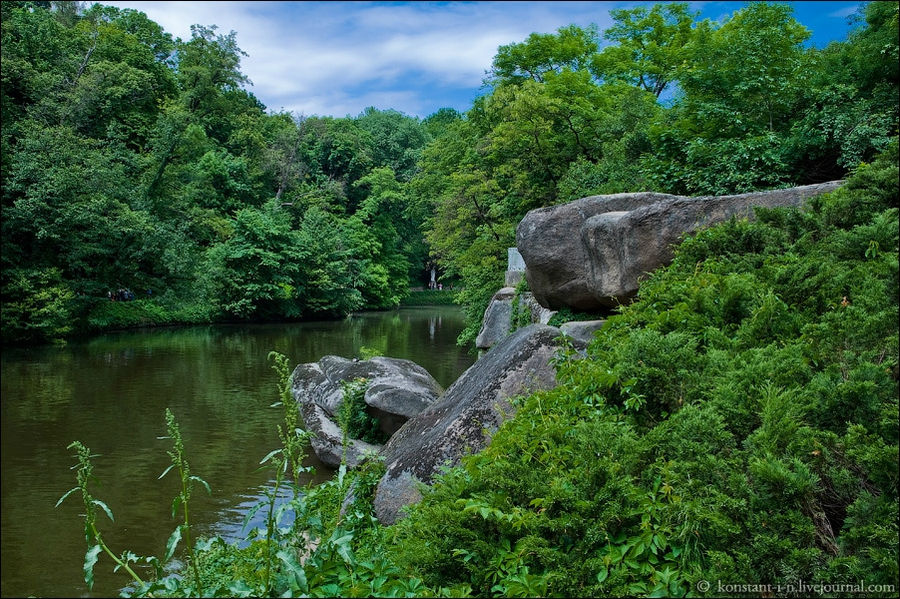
[91,1,852,118]
[94,1,623,117]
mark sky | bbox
[96,1,864,119]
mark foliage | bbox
[1,3,437,344]
[508,277,532,333]
[399,288,458,306]
[387,139,899,596]
[338,378,387,446]
[159,408,211,594]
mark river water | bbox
[0,306,473,598]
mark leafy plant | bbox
[57,442,149,592]
[338,377,387,446]
[158,408,211,594]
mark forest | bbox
[2,1,896,346]
[3,1,899,597]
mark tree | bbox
[679,2,810,136]
[593,2,697,97]
[490,24,598,84]
[204,201,307,319]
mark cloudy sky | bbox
[97,1,863,119]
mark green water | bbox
[0,306,473,598]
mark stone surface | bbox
[505,270,524,287]
[291,355,443,468]
[373,324,577,524]
[521,291,556,325]
[559,319,606,345]
[507,247,526,272]
[516,182,843,310]
[475,287,515,350]
[475,288,557,350]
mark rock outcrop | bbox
[517,182,842,310]
[475,286,556,350]
[475,287,515,350]
[373,324,577,524]
[291,356,443,468]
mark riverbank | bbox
[4,290,463,348]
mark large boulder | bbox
[517,182,843,310]
[373,324,577,524]
[291,356,443,468]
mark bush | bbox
[385,139,899,596]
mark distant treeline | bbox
[1,1,455,343]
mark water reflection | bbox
[0,306,472,598]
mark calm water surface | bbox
[0,306,473,598]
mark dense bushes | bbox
[383,140,898,596]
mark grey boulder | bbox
[517,182,843,310]
[373,324,577,524]
[475,287,515,350]
[475,288,557,350]
[291,355,443,468]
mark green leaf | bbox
[277,549,308,592]
[56,487,80,508]
[92,499,115,522]
[190,475,212,495]
[596,568,609,583]
[84,544,102,589]
[227,580,255,597]
[241,501,264,532]
[171,494,182,519]
[331,531,354,563]
[164,526,182,562]
[158,464,175,480]
[260,448,282,464]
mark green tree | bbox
[490,24,598,84]
[592,2,697,97]
[204,201,307,319]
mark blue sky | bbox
[97,1,863,119]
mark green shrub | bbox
[338,378,388,445]
[385,139,899,596]
[400,289,460,306]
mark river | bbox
[0,306,473,598]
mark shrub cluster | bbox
[386,140,899,596]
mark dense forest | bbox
[8,1,897,597]
[2,1,897,347]
[1,0,449,343]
